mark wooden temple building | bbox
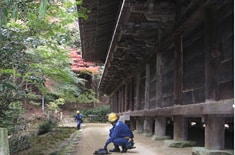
[79,0,234,154]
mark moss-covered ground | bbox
[16,127,77,155]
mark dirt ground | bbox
[67,123,192,155]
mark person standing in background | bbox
[74,110,83,129]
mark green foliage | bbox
[38,119,57,135]
[47,98,65,111]
[82,105,110,122]
[0,25,45,117]
[9,135,30,154]
[77,89,99,104]
[0,0,84,26]
[0,0,100,138]
[26,92,42,99]
[0,101,24,133]
[0,81,17,116]
[0,0,90,118]
[1,102,30,154]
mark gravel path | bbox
[61,122,192,155]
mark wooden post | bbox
[156,26,163,108]
[118,90,122,112]
[42,95,45,112]
[136,117,144,133]
[114,91,119,112]
[156,52,163,107]
[174,34,183,105]
[205,115,225,149]
[145,64,150,109]
[130,79,134,111]
[173,116,187,141]
[205,7,219,101]
[122,86,125,112]
[0,128,9,155]
[154,117,167,137]
[125,82,129,111]
[143,116,154,136]
[110,96,113,112]
[135,72,141,110]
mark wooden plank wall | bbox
[161,48,174,107]
[108,1,233,115]
[183,23,205,104]
[217,2,234,100]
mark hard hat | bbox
[76,110,80,114]
[108,112,118,122]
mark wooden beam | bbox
[160,2,205,51]
[122,99,234,116]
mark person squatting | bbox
[103,112,135,153]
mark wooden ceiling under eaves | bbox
[78,0,122,63]
[79,0,211,95]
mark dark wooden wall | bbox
[108,1,233,117]
[217,2,234,100]
[182,23,205,104]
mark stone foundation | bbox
[165,140,196,148]
[152,135,171,140]
[192,147,234,155]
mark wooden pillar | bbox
[111,95,114,112]
[116,93,119,113]
[130,79,134,111]
[110,96,113,112]
[154,116,167,137]
[136,117,144,133]
[119,89,122,112]
[129,117,136,131]
[174,34,183,105]
[173,116,187,141]
[156,26,163,108]
[156,52,162,107]
[205,7,219,101]
[205,115,225,149]
[115,92,119,113]
[123,84,126,112]
[145,64,150,109]
[123,86,126,112]
[124,85,127,112]
[135,72,141,110]
[125,82,129,111]
[143,116,154,136]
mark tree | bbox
[0,0,93,128]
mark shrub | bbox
[81,105,110,122]
[38,119,57,135]
[9,135,30,154]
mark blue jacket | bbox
[75,114,82,121]
[105,120,134,146]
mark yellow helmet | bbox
[76,110,80,114]
[108,112,118,122]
